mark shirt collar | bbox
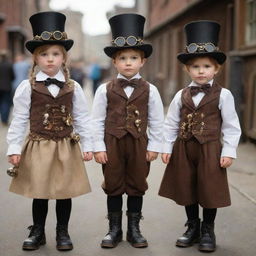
[36,70,65,82]
[117,73,141,80]
[189,79,214,87]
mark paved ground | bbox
[0,82,255,256]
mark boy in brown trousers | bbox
[92,13,164,248]
[159,20,241,252]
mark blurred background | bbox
[0,0,256,143]
[1,2,256,255]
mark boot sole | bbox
[101,236,122,248]
[22,239,46,250]
[198,245,216,252]
[126,236,148,248]
[176,238,200,247]
[56,244,73,251]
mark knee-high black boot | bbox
[101,211,123,248]
[126,212,148,248]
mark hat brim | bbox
[104,44,153,58]
[177,51,226,64]
[25,39,74,53]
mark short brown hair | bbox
[185,56,221,70]
[112,48,145,59]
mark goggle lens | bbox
[127,36,137,46]
[204,44,215,52]
[53,31,63,40]
[115,37,126,47]
[41,31,51,40]
[187,43,197,53]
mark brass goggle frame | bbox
[186,43,219,53]
[112,36,143,47]
[33,31,68,41]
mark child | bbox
[159,20,241,252]
[6,11,92,251]
[92,13,164,248]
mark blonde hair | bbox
[29,44,71,86]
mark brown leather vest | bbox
[178,82,222,144]
[30,81,74,141]
[105,78,149,139]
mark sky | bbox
[49,0,135,36]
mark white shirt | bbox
[162,80,241,158]
[7,70,93,155]
[91,73,164,152]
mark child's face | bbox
[35,45,65,77]
[186,57,219,85]
[113,49,146,79]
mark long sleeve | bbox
[162,90,183,153]
[147,84,164,152]
[91,83,108,152]
[6,80,31,155]
[219,88,241,158]
[72,82,93,152]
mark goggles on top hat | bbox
[186,42,219,54]
[33,31,68,41]
[112,36,143,47]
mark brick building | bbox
[141,0,256,141]
[0,0,50,59]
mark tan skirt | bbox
[9,137,91,199]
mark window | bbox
[246,0,256,43]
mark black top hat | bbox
[25,11,74,53]
[177,20,226,64]
[104,13,152,58]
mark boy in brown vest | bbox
[92,13,164,248]
[159,21,241,252]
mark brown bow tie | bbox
[190,84,211,96]
[118,78,140,88]
[42,78,65,88]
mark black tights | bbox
[185,203,217,224]
[107,195,143,213]
[32,198,72,226]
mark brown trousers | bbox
[102,133,150,196]
[159,137,231,208]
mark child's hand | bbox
[83,152,93,161]
[146,151,158,161]
[8,154,21,166]
[161,153,171,164]
[94,152,108,164]
[220,157,233,168]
